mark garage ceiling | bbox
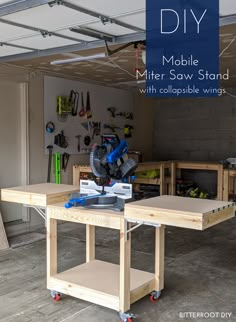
[0,0,235,88]
[0,0,145,60]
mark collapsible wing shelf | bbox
[1,183,78,221]
[124,195,234,230]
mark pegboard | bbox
[44,76,134,155]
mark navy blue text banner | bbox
[144,0,220,97]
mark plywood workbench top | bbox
[125,195,235,230]
[1,183,79,207]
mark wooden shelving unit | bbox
[175,161,224,200]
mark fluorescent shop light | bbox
[51,53,107,65]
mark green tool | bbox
[54,153,61,184]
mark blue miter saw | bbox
[65,134,137,211]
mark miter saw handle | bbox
[65,194,103,208]
[107,139,128,163]
[64,202,74,208]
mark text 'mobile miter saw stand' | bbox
[65,134,137,211]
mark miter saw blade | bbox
[90,144,108,178]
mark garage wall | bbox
[153,94,236,161]
[133,93,156,161]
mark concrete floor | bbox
[0,217,236,322]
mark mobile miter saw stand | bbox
[65,134,137,211]
[47,137,235,322]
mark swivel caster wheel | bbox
[50,290,61,302]
[149,290,161,303]
[119,312,135,322]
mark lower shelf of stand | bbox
[48,260,155,311]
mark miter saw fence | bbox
[65,134,137,211]
[65,180,132,211]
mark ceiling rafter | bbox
[220,14,236,26]
[0,17,85,43]
[0,31,145,63]
[0,0,51,17]
[49,0,144,32]
[0,41,36,51]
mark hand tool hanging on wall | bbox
[92,122,101,139]
[47,145,53,183]
[54,153,61,184]
[75,135,81,152]
[54,131,68,148]
[57,95,72,121]
[70,90,80,116]
[46,121,55,134]
[81,121,92,134]
[124,125,134,138]
[79,92,85,117]
[107,107,116,117]
[69,90,76,116]
[85,91,92,119]
[116,112,133,120]
[81,122,88,131]
[84,135,91,146]
[62,153,70,171]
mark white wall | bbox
[44,76,134,154]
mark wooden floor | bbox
[0,220,236,322]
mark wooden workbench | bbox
[47,196,235,320]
